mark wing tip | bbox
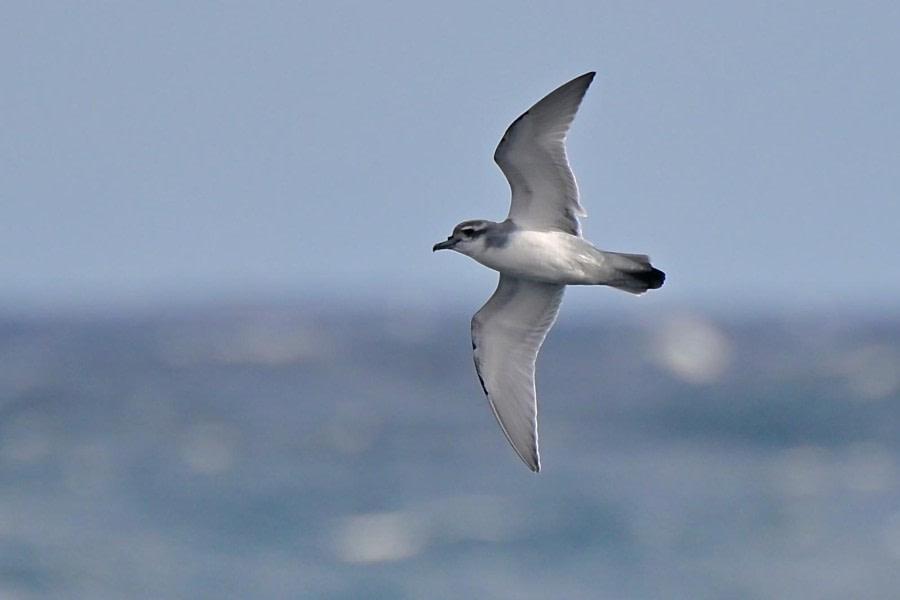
[477,376,543,474]
[513,443,541,473]
[512,427,541,473]
[572,71,596,92]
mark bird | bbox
[433,72,665,472]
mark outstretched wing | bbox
[494,72,595,237]
[471,275,565,472]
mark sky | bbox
[2,2,899,315]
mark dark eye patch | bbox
[460,228,476,237]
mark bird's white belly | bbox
[474,230,600,284]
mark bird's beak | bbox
[432,238,456,252]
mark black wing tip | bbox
[555,71,596,110]
[574,71,596,88]
[579,72,596,95]
[554,71,596,97]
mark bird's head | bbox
[432,220,494,256]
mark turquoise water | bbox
[1,307,898,599]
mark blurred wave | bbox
[0,306,898,599]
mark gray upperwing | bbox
[470,275,566,472]
[494,72,595,237]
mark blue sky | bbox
[2,2,898,314]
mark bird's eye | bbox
[461,228,475,237]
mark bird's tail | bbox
[605,252,666,295]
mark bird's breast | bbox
[472,230,599,284]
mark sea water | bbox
[0,306,898,599]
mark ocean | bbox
[0,305,898,599]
